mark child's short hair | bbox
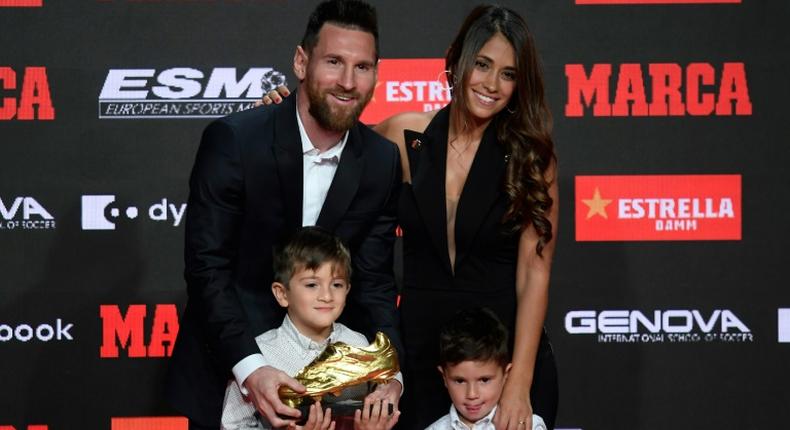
[438,307,510,368]
[273,226,352,285]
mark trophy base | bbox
[286,397,394,427]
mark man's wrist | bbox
[232,354,268,393]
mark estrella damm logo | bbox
[575,174,741,241]
[359,58,449,124]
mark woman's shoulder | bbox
[374,110,437,144]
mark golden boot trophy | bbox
[279,331,400,408]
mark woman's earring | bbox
[507,104,517,114]
[440,69,454,92]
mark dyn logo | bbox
[0,196,55,230]
[81,195,186,230]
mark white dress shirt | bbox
[222,315,403,430]
[298,108,348,227]
[231,108,348,389]
[425,406,546,430]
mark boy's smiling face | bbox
[272,261,350,341]
[439,359,511,426]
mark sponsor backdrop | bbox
[1,0,788,429]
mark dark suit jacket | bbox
[165,94,402,426]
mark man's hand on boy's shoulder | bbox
[243,365,306,428]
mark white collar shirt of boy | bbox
[297,107,349,227]
[221,315,369,430]
[425,405,497,430]
[425,407,548,430]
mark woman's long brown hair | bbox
[446,5,556,255]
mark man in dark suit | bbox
[165,1,402,428]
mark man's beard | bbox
[307,81,372,132]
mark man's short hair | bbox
[301,0,379,59]
[273,226,352,285]
[438,307,510,368]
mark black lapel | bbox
[406,106,453,275]
[453,120,507,268]
[272,94,303,234]
[316,123,363,231]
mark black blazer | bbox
[165,94,403,425]
[396,106,557,429]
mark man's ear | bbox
[271,282,289,308]
[293,46,308,81]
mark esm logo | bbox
[98,67,286,119]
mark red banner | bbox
[111,417,187,430]
[0,0,42,6]
[359,58,449,124]
[575,175,741,241]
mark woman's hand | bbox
[257,84,291,106]
[493,379,532,430]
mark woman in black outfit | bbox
[375,5,559,430]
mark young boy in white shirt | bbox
[425,308,547,430]
[221,227,402,430]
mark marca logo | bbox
[779,308,790,343]
[81,195,186,230]
[0,319,74,342]
[359,58,450,124]
[577,0,739,4]
[565,62,751,117]
[0,67,55,120]
[0,196,56,230]
[575,175,741,241]
[111,417,187,430]
[0,0,43,6]
[98,67,286,119]
[565,309,753,343]
[100,304,179,358]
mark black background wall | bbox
[2,1,789,429]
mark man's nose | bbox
[337,66,355,90]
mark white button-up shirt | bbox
[297,108,348,227]
[425,406,546,430]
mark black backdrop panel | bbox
[2,1,789,429]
